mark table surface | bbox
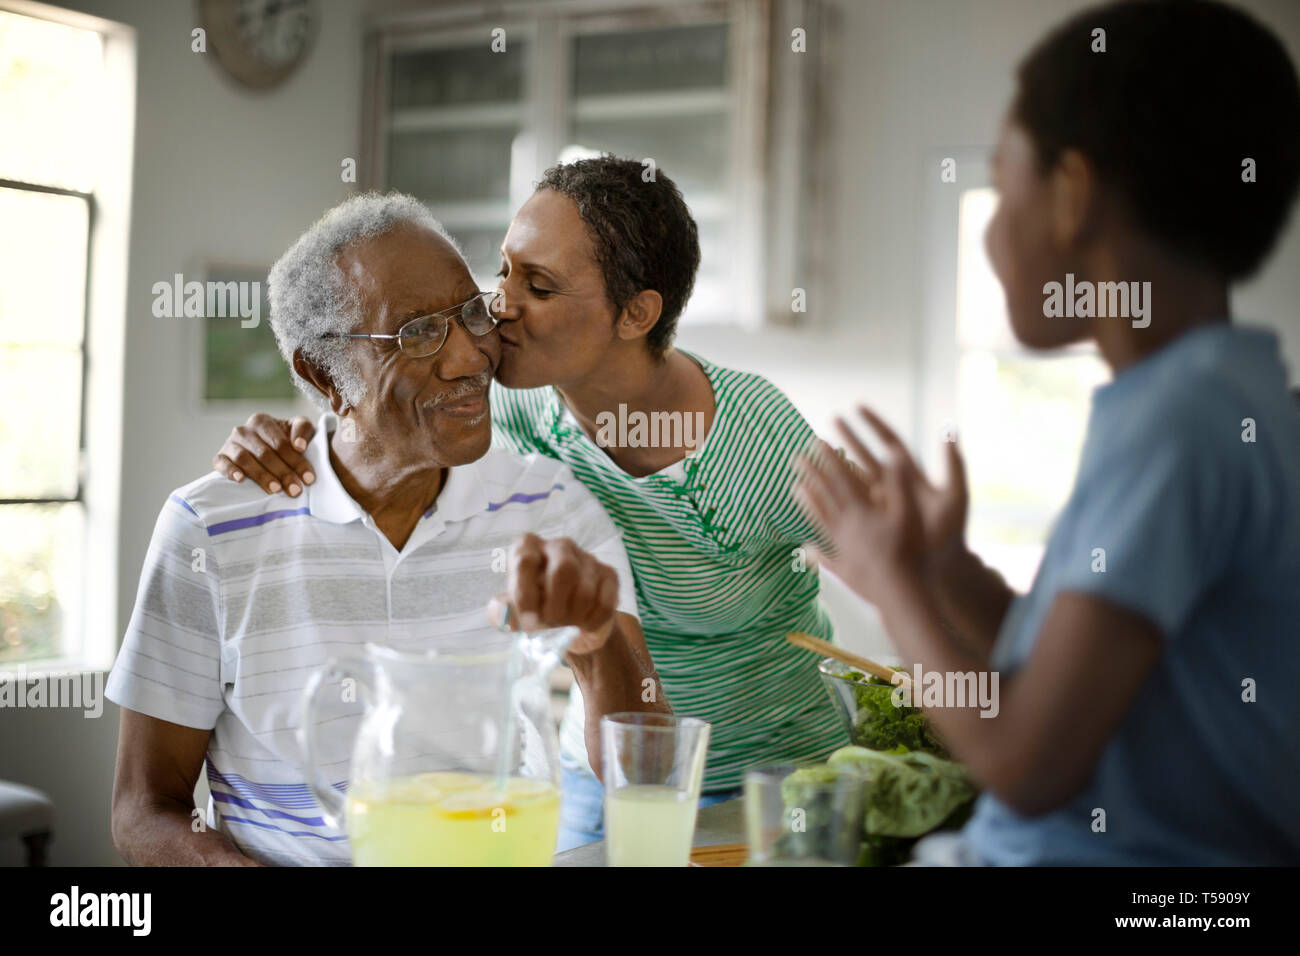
[552,795,745,867]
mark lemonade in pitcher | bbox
[345,771,561,867]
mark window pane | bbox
[388,126,518,203]
[389,43,526,109]
[568,24,734,328]
[0,346,82,498]
[0,503,83,665]
[450,226,508,288]
[684,222,732,320]
[0,186,88,347]
[570,113,728,194]
[956,187,1017,351]
[573,24,727,96]
[958,351,1109,590]
[0,10,103,192]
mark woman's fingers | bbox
[856,405,922,471]
[856,405,931,488]
[882,457,914,515]
[793,455,837,529]
[288,416,316,462]
[811,439,877,509]
[215,441,282,495]
[212,453,244,483]
[942,434,968,502]
[247,414,314,489]
[833,416,882,479]
[231,430,305,497]
[855,404,904,449]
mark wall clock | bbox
[198,0,320,91]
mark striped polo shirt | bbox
[491,350,850,791]
[106,413,637,866]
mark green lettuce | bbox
[842,670,949,757]
[827,745,976,838]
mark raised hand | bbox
[836,406,969,561]
[213,413,317,496]
[793,406,969,605]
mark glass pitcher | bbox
[297,628,579,866]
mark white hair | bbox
[267,192,462,410]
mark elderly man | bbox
[106,194,666,866]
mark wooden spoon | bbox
[786,632,913,691]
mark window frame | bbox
[0,177,93,509]
[360,0,772,328]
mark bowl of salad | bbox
[818,657,949,757]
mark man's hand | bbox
[213,413,317,497]
[487,534,664,779]
[488,533,619,655]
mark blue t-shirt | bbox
[964,322,1300,865]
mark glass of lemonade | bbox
[600,713,711,867]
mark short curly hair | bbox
[1013,0,1300,281]
[268,192,459,410]
[536,155,700,356]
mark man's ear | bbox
[293,349,345,414]
[1049,148,1099,250]
[615,289,663,343]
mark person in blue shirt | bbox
[794,0,1300,865]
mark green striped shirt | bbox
[490,351,849,790]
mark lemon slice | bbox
[438,790,512,819]
[368,778,437,804]
[504,778,555,803]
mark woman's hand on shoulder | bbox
[213,413,317,496]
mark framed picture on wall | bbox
[200,263,297,403]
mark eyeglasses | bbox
[320,290,503,358]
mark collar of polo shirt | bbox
[305,412,488,528]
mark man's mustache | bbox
[423,371,492,409]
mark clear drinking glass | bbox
[744,764,866,866]
[600,713,711,867]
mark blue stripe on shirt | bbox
[220,815,349,841]
[210,790,329,827]
[486,483,564,512]
[207,506,311,537]
[207,766,344,809]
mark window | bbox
[1,4,132,668]
[953,187,1108,590]
[382,30,528,289]
[364,0,770,326]
[918,154,1107,593]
